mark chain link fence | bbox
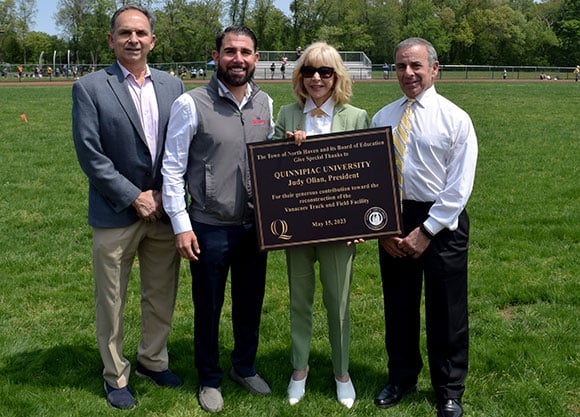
[1,59,576,82]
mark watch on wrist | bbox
[420,223,434,240]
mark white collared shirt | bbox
[217,78,253,108]
[371,86,478,234]
[119,62,159,167]
[303,97,335,135]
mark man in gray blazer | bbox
[72,4,185,410]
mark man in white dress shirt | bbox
[371,37,477,417]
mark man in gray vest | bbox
[162,25,274,413]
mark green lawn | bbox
[0,80,578,416]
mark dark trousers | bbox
[190,221,267,388]
[378,201,469,400]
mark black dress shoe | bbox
[374,382,417,408]
[437,399,463,417]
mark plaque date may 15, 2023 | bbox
[312,218,348,228]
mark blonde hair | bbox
[291,41,352,106]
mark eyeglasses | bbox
[300,66,334,79]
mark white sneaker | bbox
[336,377,356,409]
[288,374,307,405]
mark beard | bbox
[217,64,255,87]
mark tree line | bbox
[0,0,578,69]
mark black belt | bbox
[402,200,434,210]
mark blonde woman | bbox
[274,41,369,408]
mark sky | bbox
[32,1,292,36]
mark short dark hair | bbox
[110,4,156,34]
[216,26,258,52]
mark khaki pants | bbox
[93,220,180,388]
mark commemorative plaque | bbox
[247,127,402,250]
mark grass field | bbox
[0,80,578,417]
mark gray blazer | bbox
[72,62,185,228]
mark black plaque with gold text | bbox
[248,127,401,250]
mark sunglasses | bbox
[300,66,334,79]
